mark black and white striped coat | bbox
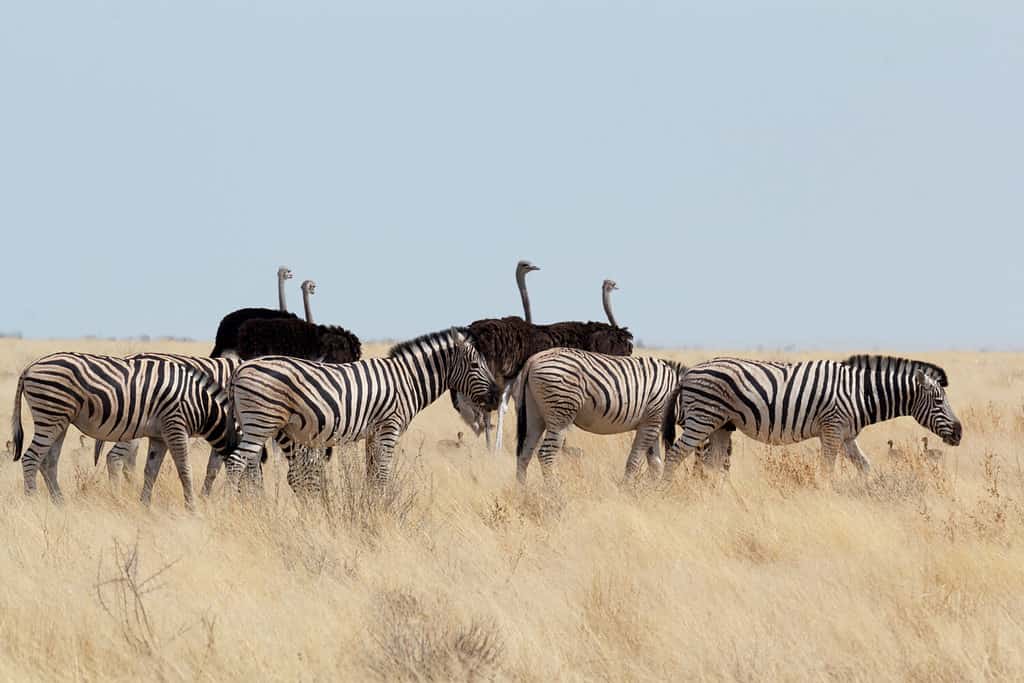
[660,356,963,479]
[95,354,265,496]
[11,352,238,508]
[514,348,688,483]
[223,328,501,488]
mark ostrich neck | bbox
[517,272,533,323]
[603,289,618,327]
[303,290,314,323]
[278,277,288,312]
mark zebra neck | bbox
[392,347,454,413]
[853,370,917,430]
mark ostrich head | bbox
[278,266,294,282]
[887,440,894,448]
[517,260,540,277]
[603,279,618,293]
[301,280,316,296]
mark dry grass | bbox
[2,338,1023,681]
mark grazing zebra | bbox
[660,356,963,480]
[222,328,501,489]
[514,348,717,483]
[11,353,238,508]
[97,354,243,487]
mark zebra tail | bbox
[661,382,683,452]
[515,371,529,460]
[93,440,105,466]
[11,377,24,461]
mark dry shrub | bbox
[321,449,431,544]
[366,589,504,681]
[761,446,819,493]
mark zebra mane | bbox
[842,355,949,387]
[388,327,471,359]
[663,359,687,377]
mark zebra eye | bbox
[470,361,480,370]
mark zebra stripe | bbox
[11,352,238,508]
[514,348,691,483]
[222,328,500,489]
[661,356,963,479]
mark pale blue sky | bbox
[2,1,1021,349]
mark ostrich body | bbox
[210,266,297,358]
[237,318,361,364]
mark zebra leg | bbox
[40,431,68,504]
[536,427,568,481]
[164,427,196,509]
[202,451,223,496]
[663,418,721,482]
[106,440,140,485]
[842,437,871,474]
[623,424,660,483]
[140,438,169,507]
[21,422,68,497]
[515,389,546,485]
[124,439,139,482]
[366,421,403,484]
[818,428,843,474]
[645,442,664,481]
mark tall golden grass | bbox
[1,338,1023,680]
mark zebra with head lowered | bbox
[11,353,238,508]
[95,353,266,495]
[221,328,501,492]
[514,348,726,484]
[660,355,963,479]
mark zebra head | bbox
[448,329,502,412]
[910,369,962,446]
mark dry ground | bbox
[1,338,1023,681]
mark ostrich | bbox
[301,280,316,323]
[454,262,635,452]
[236,318,361,364]
[436,432,466,451]
[887,439,904,460]
[921,436,945,461]
[210,266,297,357]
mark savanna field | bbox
[2,338,1023,681]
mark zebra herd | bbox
[9,263,963,508]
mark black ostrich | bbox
[453,261,635,451]
[236,280,361,363]
[237,318,362,363]
[210,266,298,357]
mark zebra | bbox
[11,352,238,508]
[221,328,501,490]
[96,354,244,489]
[513,347,726,484]
[660,356,963,480]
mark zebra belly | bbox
[573,406,644,435]
[735,423,816,446]
[71,414,163,442]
